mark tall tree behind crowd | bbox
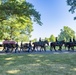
[0,0,42,41]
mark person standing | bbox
[73,37,75,42]
[39,37,42,42]
[20,41,23,52]
[69,38,72,42]
[28,41,32,52]
[15,42,19,53]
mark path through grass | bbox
[0,53,76,75]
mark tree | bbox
[44,37,49,41]
[67,0,76,20]
[58,26,75,42]
[0,0,42,24]
[0,0,42,40]
[31,38,37,42]
[49,35,55,42]
[1,16,33,40]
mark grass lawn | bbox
[0,53,76,75]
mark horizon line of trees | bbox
[32,26,76,42]
[0,25,75,42]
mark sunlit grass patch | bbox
[6,69,20,74]
[5,57,15,60]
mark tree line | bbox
[43,26,75,42]
[0,0,76,42]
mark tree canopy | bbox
[58,26,75,42]
[0,0,42,41]
[67,0,76,19]
[49,35,55,42]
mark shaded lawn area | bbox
[0,53,76,75]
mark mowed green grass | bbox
[0,53,76,75]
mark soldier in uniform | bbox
[28,41,32,52]
[56,37,58,42]
[69,38,72,42]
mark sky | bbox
[26,0,76,40]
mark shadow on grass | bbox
[0,53,76,75]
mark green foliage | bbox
[0,16,33,41]
[31,38,37,42]
[58,26,75,41]
[15,34,29,42]
[0,0,42,25]
[67,0,76,19]
[44,37,49,41]
[0,0,42,41]
[49,34,55,42]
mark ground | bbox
[0,50,76,75]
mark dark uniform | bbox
[28,41,32,52]
[39,38,42,45]
[69,38,72,42]
[73,38,75,42]
[56,37,58,42]
[15,42,19,53]
[20,42,23,52]
[39,38,41,42]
